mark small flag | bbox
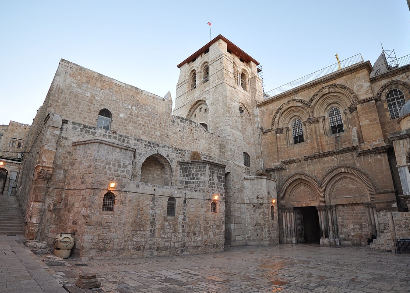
[207,22,212,26]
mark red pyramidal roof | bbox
[177,34,259,68]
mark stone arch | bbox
[320,166,375,205]
[140,154,172,186]
[0,168,7,194]
[187,100,208,119]
[272,99,310,128]
[376,80,410,101]
[309,84,358,108]
[279,173,323,207]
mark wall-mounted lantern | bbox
[0,161,4,167]
[108,181,116,190]
[212,193,219,201]
[271,199,276,205]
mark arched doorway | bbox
[278,174,323,244]
[0,168,8,195]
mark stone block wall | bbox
[336,204,372,246]
[370,211,410,251]
[0,121,30,160]
[19,115,226,256]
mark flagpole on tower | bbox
[207,21,212,41]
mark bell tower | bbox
[174,35,278,247]
[174,35,264,171]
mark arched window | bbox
[243,152,250,167]
[97,108,112,130]
[102,192,115,211]
[386,89,405,119]
[292,118,304,144]
[190,70,196,90]
[329,107,344,134]
[211,201,217,213]
[271,205,275,220]
[202,64,209,83]
[167,197,176,217]
[240,71,247,91]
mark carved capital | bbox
[275,128,284,134]
[34,165,53,181]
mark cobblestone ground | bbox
[48,244,410,293]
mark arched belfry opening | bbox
[140,154,172,186]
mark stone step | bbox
[0,222,24,226]
[0,222,24,225]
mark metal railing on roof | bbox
[390,54,410,68]
[265,53,364,98]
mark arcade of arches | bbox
[278,168,377,246]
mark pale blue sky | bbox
[1,1,409,125]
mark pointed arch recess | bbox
[320,166,376,204]
[271,84,357,128]
[279,173,323,205]
[187,100,208,120]
[272,99,310,128]
[376,80,410,100]
[140,153,172,186]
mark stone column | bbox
[24,114,62,240]
[332,206,340,246]
[366,204,377,237]
[317,206,328,245]
[290,210,296,244]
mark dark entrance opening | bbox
[294,206,320,244]
[0,168,8,195]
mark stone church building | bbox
[1,35,409,256]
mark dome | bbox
[400,100,410,118]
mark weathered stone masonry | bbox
[10,34,410,256]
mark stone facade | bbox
[8,34,410,257]
[258,51,410,246]
[0,121,30,196]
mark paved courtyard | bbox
[53,244,409,293]
[1,235,409,293]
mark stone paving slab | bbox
[0,235,66,293]
[45,244,410,292]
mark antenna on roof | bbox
[207,22,212,41]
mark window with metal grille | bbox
[203,64,209,83]
[386,89,405,119]
[292,118,304,144]
[329,107,344,134]
[97,108,112,130]
[102,192,115,211]
[211,201,217,213]
[167,197,176,217]
[243,152,250,167]
[190,70,196,90]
